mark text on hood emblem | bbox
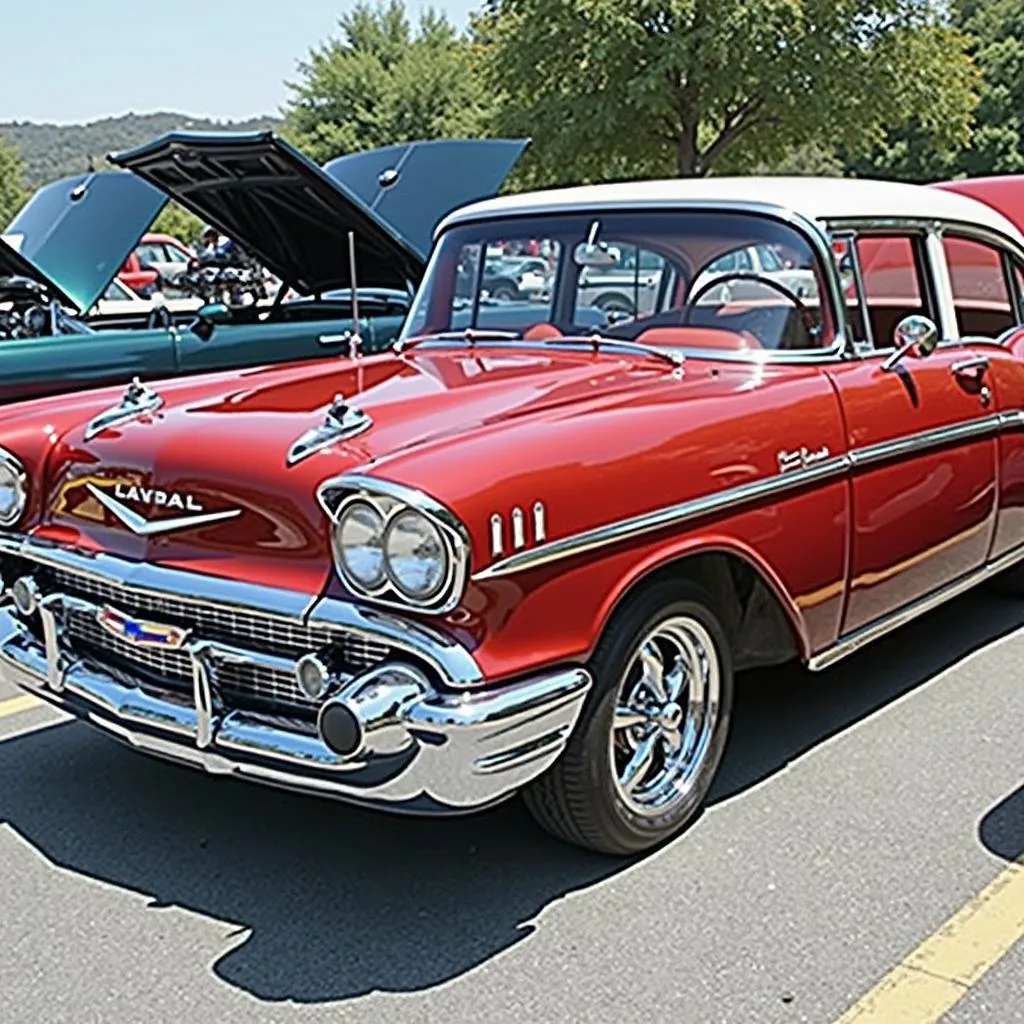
[86,483,242,536]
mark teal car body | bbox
[0,133,528,403]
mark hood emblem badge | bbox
[84,377,164,442]
[85,482,241,536]
[286,394,373,466]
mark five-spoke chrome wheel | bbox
[610,616,720,816]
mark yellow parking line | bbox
[834,860,1024,1022]
[0,694,42,719]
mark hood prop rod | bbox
[347,230,362,361]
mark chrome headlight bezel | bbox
[321,477,470,614]
[0,447,28,528]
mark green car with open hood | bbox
[0,132,528,402]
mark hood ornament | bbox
[83,377,163,442]
[286,393,373,466]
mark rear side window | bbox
[942,235,1017,339]
[852,235,934,349]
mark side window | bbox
[942,235,1017,339]
[853,234,934,349]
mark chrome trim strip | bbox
[473,454,850,580]
[848,415,1001,470]
[475,413,1023,581]
[0,535,485,689]
[809,541,1024,671]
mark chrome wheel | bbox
[610,615,721,816]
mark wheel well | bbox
[615,551,800,672]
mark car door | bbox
[826,229,998,634]
[0,326,178,404]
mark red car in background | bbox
[118,232,194,295]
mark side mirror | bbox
[882,315,939,372]
[190,301,232,342]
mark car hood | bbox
[2,171,168,312]
[109,131,528,295]
[37,348,679,588]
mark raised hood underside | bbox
[3,171,168,312]
[110,132,528,296]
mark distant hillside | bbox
[0,111,282,186]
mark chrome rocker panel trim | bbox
[808,540,1024,672]
[0,598,592,814]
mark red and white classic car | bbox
[1,176,1023,855]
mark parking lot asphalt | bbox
[0,585,1023,1024]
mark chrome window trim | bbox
[0,447,27,528]
[412,200,851,365]
[317,473,471,615]
[826,216,1024,355]
[473,413,1017,581]
[0,534,485,688]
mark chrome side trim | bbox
[473,455,850,580]
[0,535,485,689]
[848,415,1001,470]
[808,541,1024,671]
[475,413,1023,581]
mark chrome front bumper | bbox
[0,540,591,814]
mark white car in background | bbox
[690,243,819,303]
[92,278,203,319]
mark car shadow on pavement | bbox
[0,587,1021,1004]
[979,786,1024,863]
[711,587,1024,804]
[0,720,630,1003]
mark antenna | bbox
[347,230,363,361]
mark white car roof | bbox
[439,176,1024,248]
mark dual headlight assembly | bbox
[328,488,469,613]
[0,448,27,528]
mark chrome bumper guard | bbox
[0,546,591,814]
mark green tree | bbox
[151,202,203,245]
[284,1,493,164]
[0,135,28,226]
[953,0,1024,176]
[476,0,979,184]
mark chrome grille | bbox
[43,564,391,717]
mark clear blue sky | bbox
[0,0,479,124]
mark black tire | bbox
[595,292,636,316]
[523,579,734,856]
[488,281,518,302]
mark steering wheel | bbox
[682,272,820,345]
[146,306,173,330]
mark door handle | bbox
[950,356,989,378]
[318,332,353,346]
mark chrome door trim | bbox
[808,540,1024,671]
[474,412,1020,581]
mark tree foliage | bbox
[0,135,28,227]
[475,0,979,182]
[284,1,493,164]
[151,202,203,244]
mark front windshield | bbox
[401,210,833,353]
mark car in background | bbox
[119,232,194,294]
[92,276,203,323]
[0,133,527,402]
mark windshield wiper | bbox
[395,328,522,353]
[555,333,686,371]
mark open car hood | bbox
[3,172,168,312]
[109,131,528,295]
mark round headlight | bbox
[384,508,448,601]
[335,501,386,590]
[0,454,26,527]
